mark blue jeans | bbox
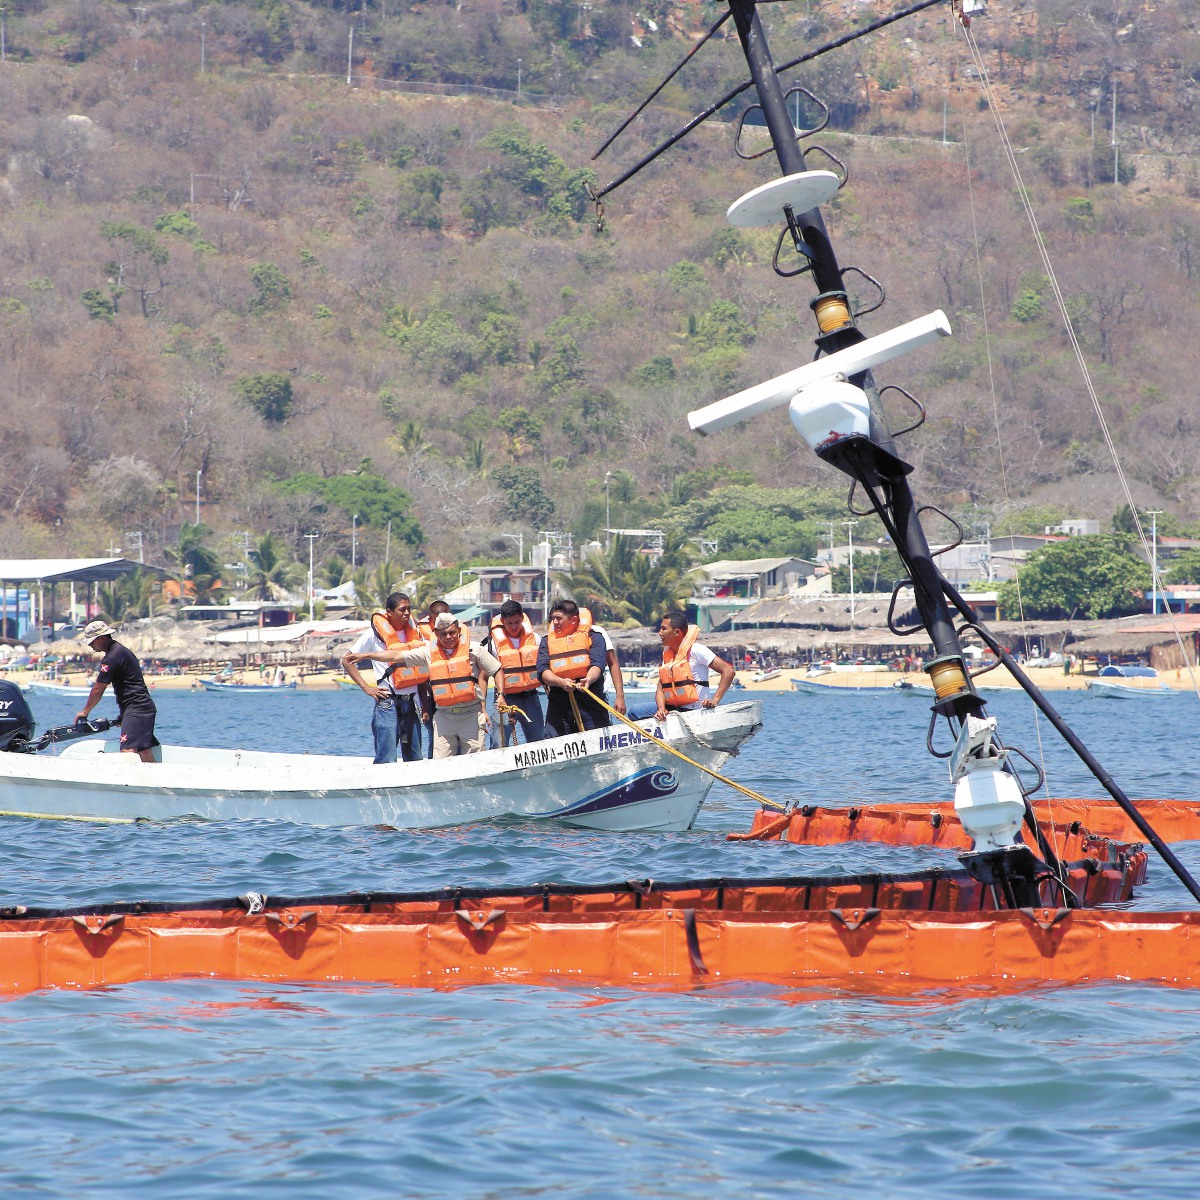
[625,699,659,721]
[492,689,546,746]
[371,693,423,764]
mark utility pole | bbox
[844,519,858,629]
[604,471,612,549]
[305,533,319,622]
[347,25,354,87]
[502,533,524,564]
[194,470,202,526]
[1148,509,1163,615]
[351,514,357,569]
[1111,80,1118,185]
[200,16,206,73]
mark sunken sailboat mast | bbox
[710,0,1048,898]
[593,0,1200,907]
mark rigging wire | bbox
[592,9,732,160]
[946,10,1065,870]
[960,19,1200,704]
[591,0,947,201]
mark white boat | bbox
[24,681,95,697]
[199,678,300,693]
[0,700,763,831]
[1086,665,1173,698]
[791,676,935,696]
[750,668,782,682]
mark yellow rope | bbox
[567,687,585,734]
[576,686,787,812]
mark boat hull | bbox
[24,683,93,698]
[791,677,935,695]
[1085,679,1173,698]
[0,701,763,832]
[200,679,299,692]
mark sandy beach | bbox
[5,663,1195,695]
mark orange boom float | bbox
[2,864,1197,998]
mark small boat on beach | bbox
[1085,665,1174,699]
[24,681,95,698]
[199,678,300,693]
[791,676,935,696]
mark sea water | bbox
[2,686,1199,1198]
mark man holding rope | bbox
[536,599,611,737]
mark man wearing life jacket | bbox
[416,599,449,756]
[633,609,736,723]
[485,599,545,744]
[351,612,504,757]
[341,591,427,763]
[536,598,611,737]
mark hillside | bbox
[2,0,1200,586]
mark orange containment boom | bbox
[0,864,1162,997]
[731,798,1200,849]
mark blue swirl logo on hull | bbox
[551,767,679,818]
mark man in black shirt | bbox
[75,619,159,762]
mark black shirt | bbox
[98,641,157,715]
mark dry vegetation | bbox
[1,0,1199,577]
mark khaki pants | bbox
[432,704,487,758]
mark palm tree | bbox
[164,522,222,605]
[96,569,159,623]
[561,536,637,624]
[321,554,351,590]
[348,561,407,617]
[563,533,702,626]
[245,533,304,601]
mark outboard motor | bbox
[0,681,35,752]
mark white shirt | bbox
[350,625,419,696]
[689,643,717,701]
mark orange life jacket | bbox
[371,611,429,688]
[546,608,594,682]
[490,614,540,693]
[659,624,701,708]
[417,617,437,643]
[428,634,478,707]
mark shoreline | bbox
[5,664,1196,695]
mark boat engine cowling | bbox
[0,681,36,752]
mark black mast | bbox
[728,0,977,722]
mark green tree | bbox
[274,471,423,547]
[497,406,544,460]
[100,220,169,318]
[349,561,409,617]
[664,484,848,560]
[997,536,1149,619]
[80,288,118,321]
[245,533,304,601]
[236,373,294,423]
[831,547,908,593]
[493,464,555,528]
[321,554,350,589]
[1165,550,1200,585]
[395,167,445,231]
[564,533,700,626]
[249,263,292,313]
[95,570,159,623]
[164,521,222,605]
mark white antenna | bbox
[688,310,951,436]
